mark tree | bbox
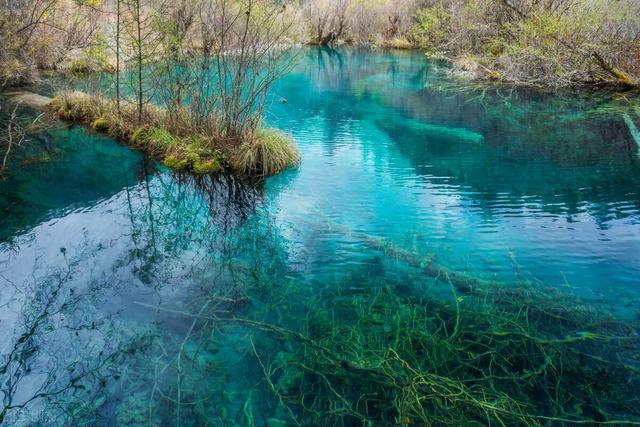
[153,0,296,144]
[1,0,107,87]
[303,0,350,45]
[116,0,122,113]
[121,0,160,122]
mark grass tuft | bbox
[92,118,110,132]
[50,91,103,122]
[131,127,178,155]
[232,128,300,177]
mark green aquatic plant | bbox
[237,284,640,426]
[138,253,640,427]
[232,128,300,177]
[130,127,147,145]
[411,119,485,144]
[162,154,179,169]
[21,153,52,165]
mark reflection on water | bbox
[269,47,640,293]
[1,47,640,425]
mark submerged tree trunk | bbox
[622,113,640,158]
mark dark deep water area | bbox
[1,47,640,425]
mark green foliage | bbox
[193,159,223,174]
[132,127,177,153]
[402,0,640,87]
[232,128,300,177]
[0,0,111,86]
[67,35,113,75]
[92,118,110,132]
[74,0,103,7]
[409,6,451,53]
[501,13,573,57]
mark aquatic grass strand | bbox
[136,281,640,426]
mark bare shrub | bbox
[409,0,640,86]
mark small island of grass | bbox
[49,91,299,177]
[36,0,303,178]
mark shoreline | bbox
[5,44,638,96]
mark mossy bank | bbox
[49,91,300,177]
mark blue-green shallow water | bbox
[1,47,640,425]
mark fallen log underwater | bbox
[623,110,640,157]
[3,91,52,110]
[310,212,496,294]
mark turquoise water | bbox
[1,47,640,425]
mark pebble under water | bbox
[1,47,640,425]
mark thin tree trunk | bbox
[116,0,121,113]
[136,0,143,123]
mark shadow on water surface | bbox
[0,138,275,424]
[0,124,146,244]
